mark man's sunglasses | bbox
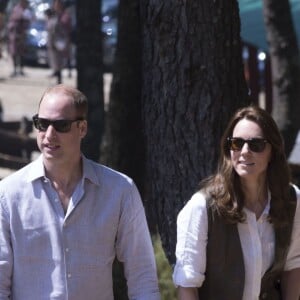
[32,114,84,133]
[227,137,268,153]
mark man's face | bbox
[36,91,87,166]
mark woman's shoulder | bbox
[180,190,208,215]
[291,184,300,210]
[177,191,208,226]
[292,183,300,197]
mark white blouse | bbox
[173,185,300,300]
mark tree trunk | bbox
[141,0,249,263]
[101,0,145,195]
[76,0,104,161]
[100,1,143,298]
[0,0,8,13]
[262,0,300,156]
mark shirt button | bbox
[67,273,72,278]
[65,248,69,252]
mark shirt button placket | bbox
[63,221,72,282]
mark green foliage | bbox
[112,235,177,299]
[153,235,177,300]
[113,258,128,300]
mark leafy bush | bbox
[112,234,177,299]
[153,235,177,300]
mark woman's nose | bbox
[240,142,250,153]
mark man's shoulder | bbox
[84,158,134,187]
[0,160,36,187]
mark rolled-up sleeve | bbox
[284,184,300,271]
[172,192,208,288]
[116,183,160,300]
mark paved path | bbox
[0,53,77,177]
[0,53,76,122]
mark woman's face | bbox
[230,119,272,184]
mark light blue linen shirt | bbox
[0,155,160,300]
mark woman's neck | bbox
[241,178,268,218]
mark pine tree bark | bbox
[76,0,104,161]
[263,0,300,156]
[100,1,142,299]
[141,0,249,263]
[101,0,145,194]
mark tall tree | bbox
[76,0,104,161]
[262,0,300,156]
[101,2,142,298]
[140,0,249,262]
[102,0,145,194]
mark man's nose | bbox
[45,124,57,137]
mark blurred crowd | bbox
[0,0,74,84]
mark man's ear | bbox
[79,120,88,138]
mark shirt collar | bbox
[26,154,45,182]
[26,154,101,187]
[81,155,101,186]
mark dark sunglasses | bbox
[227,137,268,153]
[32,114,84,133]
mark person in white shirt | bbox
[173,105,300,300]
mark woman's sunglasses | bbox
[32,114,84,133]
[227,137,268,153]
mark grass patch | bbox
[153,235,177,300]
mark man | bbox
[0,84,160,299]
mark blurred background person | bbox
[46,0,71,84]
[7,0,32,77]
[0,11,4,59]
[0,0,8,59]
[0,0,8,58]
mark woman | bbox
[173,106,300,300]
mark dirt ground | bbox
[0,52,76,122]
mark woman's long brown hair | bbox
[200,105,291,227]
